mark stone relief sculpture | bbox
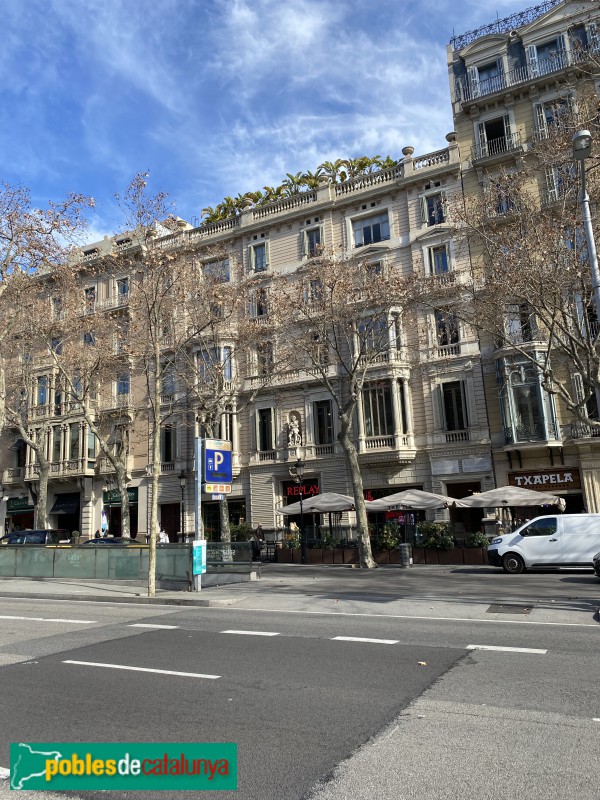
[288,414,302,447]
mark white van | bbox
[487,514,600,574]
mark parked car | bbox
[487,514,600,574]
[593,551,600,579]
[0,529,71,545]
[82,536,146,546]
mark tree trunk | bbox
[338,415,375,569]
[148,345,162,597]
[36,459,50,530]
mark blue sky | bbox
[2,0,528,238]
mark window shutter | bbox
[534,103,546,138]
[588,22,600,53]
[572,373,585,403]
[557,33,567,59]
[467,66,479,99]
[527,44,538,76]
[264,241,270,268]
[502,113,512,143]
[301,230,308,257]
[545,166,558,202]
[419,195,428,225]
[477,121,488,157]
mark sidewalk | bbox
[0,565,598,626]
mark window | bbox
[83,331,95,346]
[435,311,459,347]
[250,242,268,272]
[84,286,96,312]
[303,227,322,257]
[250,288,269,319]
[163,366,176,395]
[362,384,394,437]
[352,212,390,247]
[36,376,48,406]
[544,163,577,204]
[467,58,505,97]
[69,422,80,460]
[359,317,389,354]
[502,363,545,441]
[52,297,63,320]
[198,347,232,382]
[475,114,515,159]
[87,429,96,460]
[51,337,63,355]
[306,278,324,306]
[506,304,534,343]
[257,408,274,451]
[116,373,130,396]
[53,389,62,416]
[52,427,61,462]
[442,381,468,431]
[117,277,129,299]
[314,400,334,445]
[534,97,569,139]
[160,425,176,462]
[521,518,557,537]
[527,36,567,78]
[257,342,274,376]
[420,193,445,226]
[428,244,449,275]
[204,259,230,282]
[310,331,329,366]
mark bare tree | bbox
[447,88,600,431]
[270,251,418,568]
[0,183,93,432]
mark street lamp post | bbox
[178,471,186,543]
[573,130,600,319]
[290,457,307,564]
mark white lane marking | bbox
[222,629,280,636]
[467,644,547,654]
[207,607,599,628]
[333,636,399,645]
[593,718,600,722]
[128,623,179,629]
[63,660,220,679]
[0,614,95,624]
[0,766,9,779]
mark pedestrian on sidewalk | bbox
[252,525,263,561]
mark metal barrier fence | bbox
[0,542,252,581]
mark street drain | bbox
[486,604,532,615]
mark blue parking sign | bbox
[204,439,232,483]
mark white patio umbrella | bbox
[276,492,355,515]
[456,486,566,510]
[366,488,463,511]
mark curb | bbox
[0,591,240,607]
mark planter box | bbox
[411,547,426,564]
[322,547,334,564]
[437,548,463,565]
[292,548,302,564]
[389,549,400,565]
[424,549,439,565]
[333,548,345,564]
[373,550,390,565]
[343,548,358,565]
[308,548,323,564]
[462,547,486,565]
[276,548,293,563]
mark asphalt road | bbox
[0,568,599,799]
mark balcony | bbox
[25,458,90,480]
[471,131,522,163]
[503,419,561,446]
[569,421,600,439]
[2,467,24,484]
[357,433,416,466]
[455,46,594,105]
